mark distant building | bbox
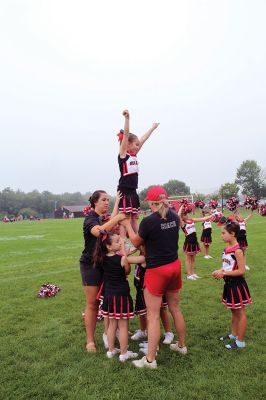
[54,205,87,219]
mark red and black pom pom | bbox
[208,200,218,209]
[226,197,239,212]
[244,196,258,211]
[258,203,266,216]
[194,200,205,209]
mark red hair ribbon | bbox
[117,129,124,142]
[101,233,107,242]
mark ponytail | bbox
[92,231,114,268]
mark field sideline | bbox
[0,211,265,400]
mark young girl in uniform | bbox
[178,205,213,280]
[200,209,213,259]
[212,221,252,349]
[117,110,159,235]
[92,231,138,362]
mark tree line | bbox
[1,160,265,217]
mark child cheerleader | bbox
[92,231,138,362]
[117,110,159,235]
[212,221,252,349]
[200,210,213,259]
[178,205,213,280]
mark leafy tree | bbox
[163,180,190,196]
[193,193,206,201]
[219,182,239,199]
[235,160,264,198]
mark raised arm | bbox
[244,211,253,223]
[110,191,122,219]
[138,122,160,151]
[119,110,130,158]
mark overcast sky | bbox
[1,0,265,196]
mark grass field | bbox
[0,211,265,400]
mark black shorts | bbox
[80,261,103,286]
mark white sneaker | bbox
[245,265,250,271]
[119,350,138,362]
[163,331,174,344]
[106,348,120,358]
[131,329,147,341]
[192,274,201,279]
[132,356,157,369]
[204,255,209,259]
[207,255,213,259]
[187,275,196,281]
[102,333,109,349]
[170,342,187,355]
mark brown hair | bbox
[92,231,115,267]
[89,190,107,208]
[224,221,240,237]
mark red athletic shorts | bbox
[144,259,182,297]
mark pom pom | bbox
[244,196,258,211]
[208,200,218,209]
[226,197,239,212]
[38,283,61,298]
[179,198,194,214]
[83,206,91,216]
[258,203,266,216]
[194,200,205,209]
[211,209,223,223]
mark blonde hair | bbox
[152,199,169,219]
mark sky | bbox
[1,0,265,196]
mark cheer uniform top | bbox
[237,220,248,249]
[182,220,201,254]
[117,152,140,213]
[221,243,252,309]
[201,220,212,245]
[101,254,134,319]
[79,210,103,286]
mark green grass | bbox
[0,211,265,400]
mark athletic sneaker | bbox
[131,329,147,341]
[102,333,109,349]
[219,334,236,342]
[106,348,120,358]
[170,342,188,355]
[163,331,174,344]
[119,350,138,362]
[204,255,213,259]
[132,356,157,369]
[139,342,159,350]
[187,275,196,281]
[207,255,213,259]
[192,274,201,279]
[245,265,250,271]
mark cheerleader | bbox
[178,205,213,280]
[117,110,159,236]
[92,231,138,362]
[234,211,253,270]
[200,210,213,259]
[212,221,252,349]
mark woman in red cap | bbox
[121,186,186,369]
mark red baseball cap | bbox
[144,186,168,201]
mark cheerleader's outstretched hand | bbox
[151,122,160,130]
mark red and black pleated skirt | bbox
[183,235,201,255]
[101,289,135,319]
[118,188,140,214]
[201,228,212,245]
[222,276,252,309]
